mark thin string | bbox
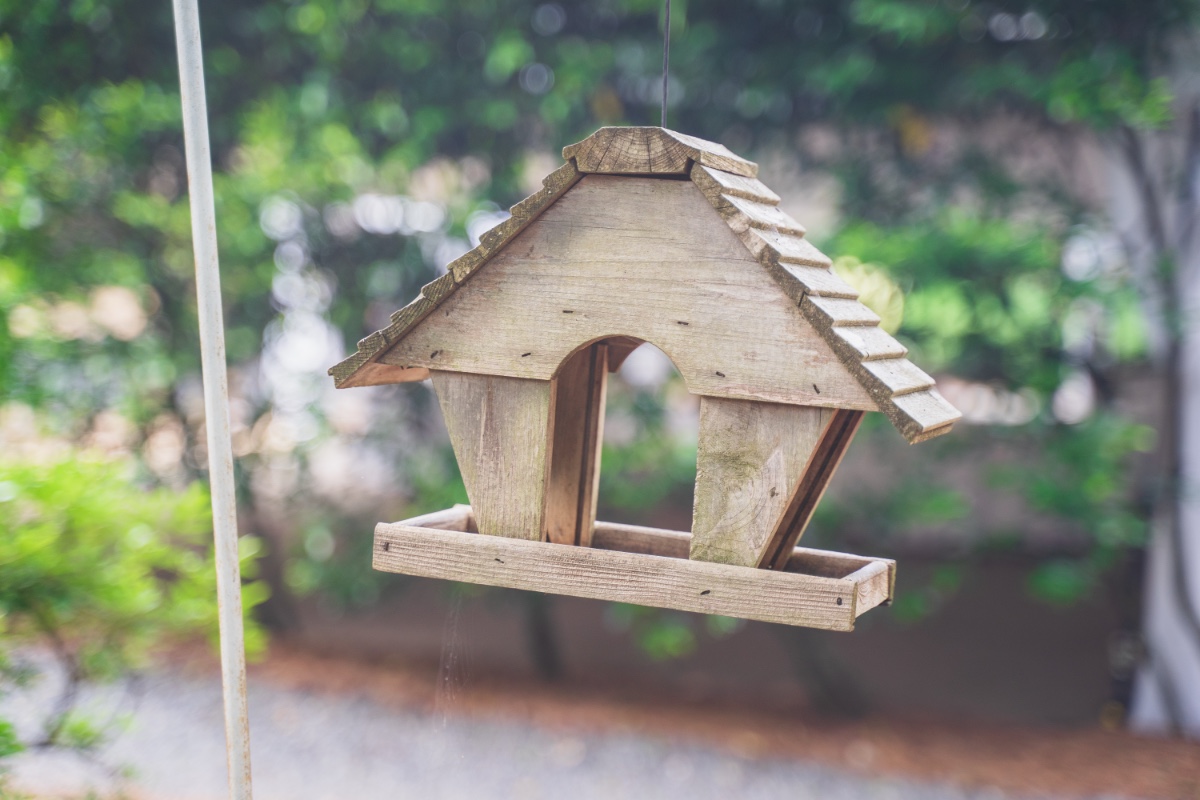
[661,0,671,128]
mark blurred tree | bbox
[0,453,264,767]
[1,0,1198,729]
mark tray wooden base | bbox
[373,505,894,631]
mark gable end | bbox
[329,126,962,443]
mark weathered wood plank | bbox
[778,264,860,300]
[399,504,474,531]
[862,358,936,396]
[712,194,807,237]
[374,522,864,630]
[329,166,582,388]
[450,162,582,285]
[741,229,832,267]
[690,164,780,205]
[329,274,455,388]
[509,162,582,219]
[430,371,552,540]
[804,295,883,327]
[563,127,757,178]
[381,176,876,411]
[387,509,895,612]
[847,561,892,616]
[691,398,832,568]
[544,343,608,547]
[762,409,864,570]
[831,326,908,362]
[591,521,692,558]
[891,388,962,442]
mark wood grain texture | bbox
[684,163,960,443]
[333,129,961,443]
[329,165,580,387]
[762,409,864,571]
[380,176,876,411]
[862,358,935,396]
[562,127,757,178]
[374,522,867,630]
[742,228,833,267]
[848,561,893,615]
[603,336,643,372]
[777,264,860,300]
[399,504,475,531]
[430,371,552,540]
[691,398,832,568]
[329,273,454,388]
[591,521,692,558]
[589,520,888,580]
[709,193,807,238]
[890,388,962,442]
[544,343,608,547]
[798,291,962,441]
[691,164,780,204]
[831,326,909,361]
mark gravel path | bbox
[4,658,1107,800]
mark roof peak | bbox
[562,126,757,178]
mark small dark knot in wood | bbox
[715,371,725,378]
[836,597,843,605]
[562,309,574,314]
[813,384,821,394]
[521,352,532,357]
[700,589,711,596]
[430,350,441,359]
[495,557,505,564]
[677,320,689,326]
[381,542,389,552]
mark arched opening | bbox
[596,341,698,532]
[542,337,698,548]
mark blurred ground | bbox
[9,643,1189,800]
[296,557,1130,726]
[6,619,1200,800]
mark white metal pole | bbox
[169,1,253,796]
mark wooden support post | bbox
[762,409,864,570]
[544,343,609,546]
[430,371,552,540]
[690,397,832,568]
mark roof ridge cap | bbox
[563,126,757,178]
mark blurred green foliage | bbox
[605,604,744,661]
[0,0,1193,682]
[0,455,263,760]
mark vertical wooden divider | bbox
[543,343,609,547]
[691,398,831,568]
[431,370,553,540]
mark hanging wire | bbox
[661,0,671,128]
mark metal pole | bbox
[169,1,253,796]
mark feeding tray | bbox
[375,505,894,631]
[332,127,960,632]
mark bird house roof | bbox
[329,127,960,443]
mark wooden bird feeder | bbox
[330,127,961,631]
